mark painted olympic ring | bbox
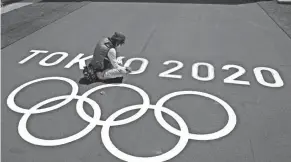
[6,76,237,162]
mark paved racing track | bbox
[2,0,291,162]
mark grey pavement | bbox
[1,1,291,162]
[1,2,89,48]
[258,1,291,39]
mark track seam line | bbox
[249,139,256,162]
[256,2,291,40]
[138,25,157,55]
[1,2,90,49]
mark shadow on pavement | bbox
[41,0,271,5]
[79,77,123,85]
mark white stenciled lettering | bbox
[39,52,68,66]
[253,67,284,88]
[123,57,149,75]
[19,50,49,64]
[192,62,215,81]
[17,50,285,89]
[64,54,93,69]
[222,64,250,85]
[159,60,184,79]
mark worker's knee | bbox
[102,68,126,79]
[113,67,126,74]
[119,69,128,74]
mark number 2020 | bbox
[120,58,284,88]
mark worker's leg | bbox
[97,68,128,80]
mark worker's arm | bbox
[108,48,126,72]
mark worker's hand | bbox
[117,65,132,74]
[125,66,132,73]
[116,56,124,65]
[117,66,127,73]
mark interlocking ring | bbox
[101,104,189,162]
[6,76,237,162]
[76,83,150,126]
[155,91,237,141]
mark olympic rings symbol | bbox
[6,76,237,162]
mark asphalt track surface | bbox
[2,1,291,162]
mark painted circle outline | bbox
[18,95,101,146]
[155,91,237,140]
[6,76,78,114]
[101,104,189,162]
[76,83,150,126]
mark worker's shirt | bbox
[90,37,113,68]
[107,48,124,70]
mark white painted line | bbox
[1,2,33,14]
[1,0,41,14]
[277,0,291,2]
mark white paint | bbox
[155,91,237,141]
[64,53,93,69]
[39,52,68,66]
[101,104,189,162]
[7,77,150,146]
[18,95,99,146]
[1,0,42,14]
[19,50,48,64]
[18,50,286,88]
[277,0,291,3]
[77,83,150,126]
[1,2,32,14]
[7,76,236,161]
[192,62,214,81]
[222,64,250,85]
[6,77,78,114]
[123,57,149,75]
[254,67,284,87]
[159,60,183,79]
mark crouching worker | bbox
[83,32,132,83]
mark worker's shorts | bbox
[102,68,126,79]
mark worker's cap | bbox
[111,32,125,45]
